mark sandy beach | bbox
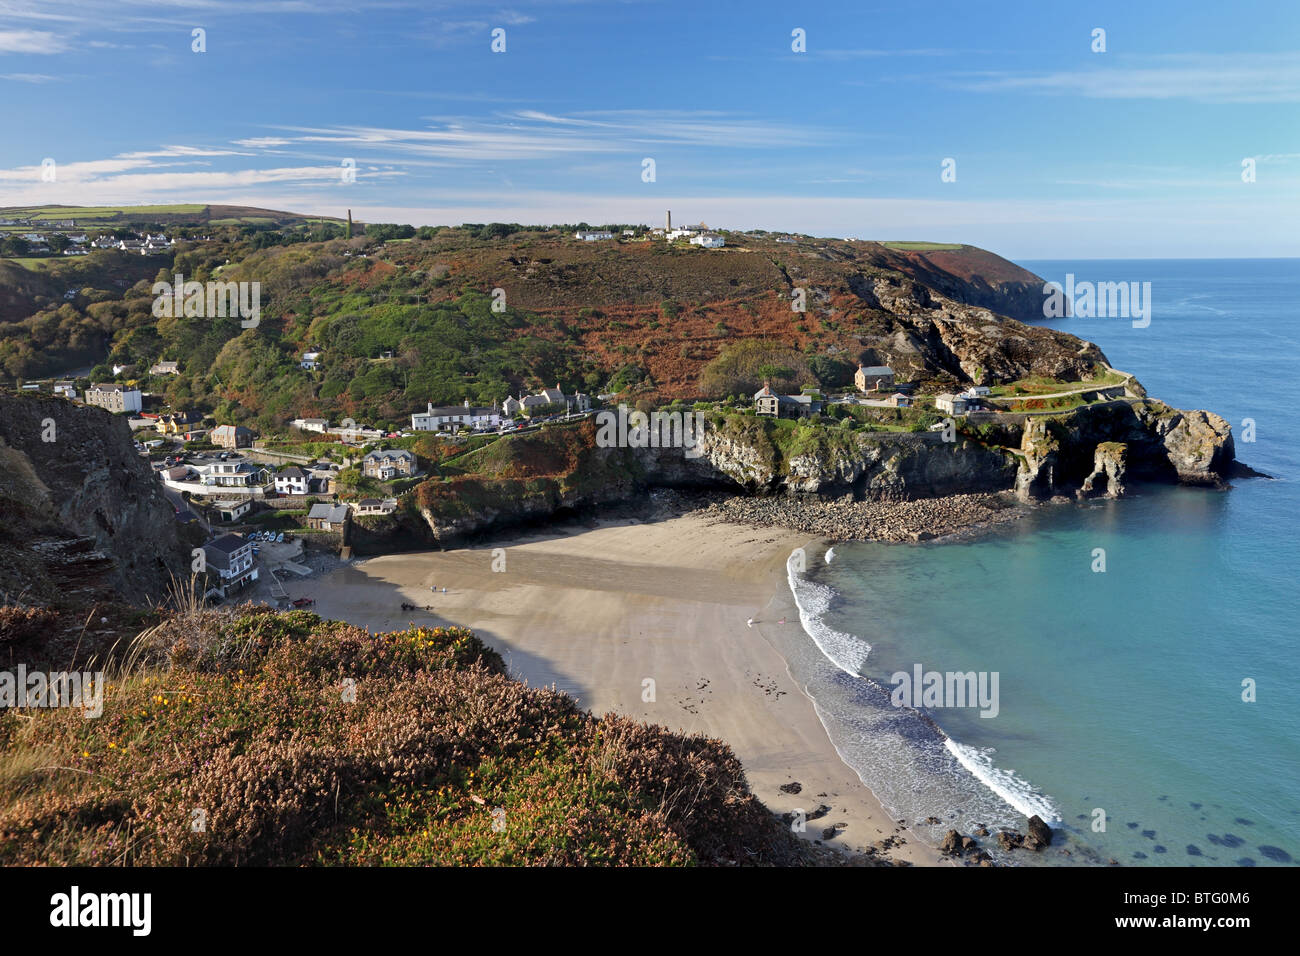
[299,513,945,865]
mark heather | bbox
[0,607,816,866]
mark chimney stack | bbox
[666,210,671,231]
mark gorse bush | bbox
[0,608,813,866]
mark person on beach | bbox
[746,618,754,628]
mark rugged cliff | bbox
[405,396,1244,545]
[0,394,189,619]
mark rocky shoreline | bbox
[687,491,1029,543]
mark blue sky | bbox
[1,0,1298,257]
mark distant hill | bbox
[0,219,1098,428]
[0,203,346,229]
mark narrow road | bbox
[990,367,1133,403]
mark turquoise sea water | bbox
[783,259,1300,866]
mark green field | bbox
[4,257,62,270]
[9,204,208,219]
[880,241,965,251]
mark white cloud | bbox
[956,53,1300,104]
[0,28,68,53]
[233,137,294,148]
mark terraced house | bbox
[410,398,502,432]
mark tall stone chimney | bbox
[666,210,671,231]
[346,209,353,239]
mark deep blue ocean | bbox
[780,258,1299,866]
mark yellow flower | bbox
[82,751,90,758]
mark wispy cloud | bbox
[0,28,68,53]
[231,110,815,163]
[0,71,58,82]
[955,52,1300,104]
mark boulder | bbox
[996,830,1024,851]
[1024,814,1053,850]
[940,830,964,855]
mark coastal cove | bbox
[308,512,947,866]
[787,258,1299,867]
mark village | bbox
[5,207,1133,611]
[0,214,189,257]
[14,342,1136,612]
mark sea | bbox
[776,258,1300,866]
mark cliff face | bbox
[847,274,1108,386]
[408,396,1242,544]
[0,394,187,610]
[1011,400,1237,499]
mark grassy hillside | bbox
[0,218,1093,430]
[0,606,826,866]
[0,203,343,228]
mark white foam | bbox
[786,551,870,675]
[824,546,836,564]
[944,738,1061,823]
[785,549,1061,827]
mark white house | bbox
[411,399,502,432]
[961,385,992,397]
[273,466,309,495]
[300,351,322,371]
[574,230,613,241]
[150,361,180,375]
[351,497,398,516]
[690,233,725,248]
[52,382,76,399]
[290,417,330,433]
[214,499,252,522]
[202,461,272,489]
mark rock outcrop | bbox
[409,395,1245,544]
[1015,418,1062,501]
[0,394,188,610]
[1079,442,1128,499]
